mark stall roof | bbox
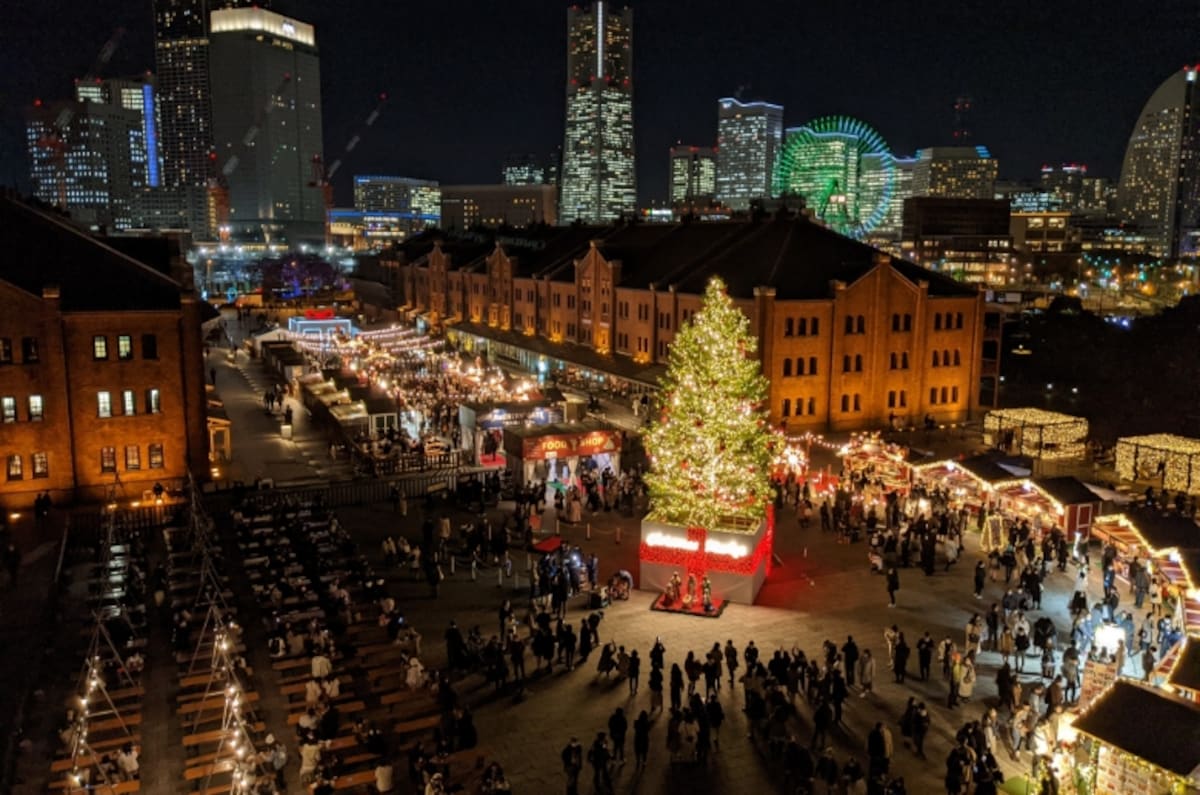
[1124,508,1200,554]
[329,402,368,422]
[450,320,666,388]
[502,418,621,439]
[985,407,1086,427]
[363,396,398,416]
[958,455,1023,484]
[1167,638,1200,693]
[1034,476,1102,506]
[1072,680,1200,779]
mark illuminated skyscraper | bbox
[715,98,783,210]
[153,0,258,189]
[668,145,717,206]
[26,76,160,230]
[911,146,997,200]
[209,7,324,242]
[559,1,635,223]
[1117,66,1200,258]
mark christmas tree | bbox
[645,276,773,531]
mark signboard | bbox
[303,308,336,320]
[520,430,621,460]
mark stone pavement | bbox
[326,492,1102,795]
[209,315,355,486]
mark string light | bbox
[1115,434,1200,494]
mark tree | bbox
[644,276,773,531]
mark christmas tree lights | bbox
[644,277,773,532]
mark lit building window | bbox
[123,390,136,416]
[1,396,14,423]
[125,445,141,471]
[148,443,164,469]
[98,391,112,418]
[147,388,161,414]
[100,446,116,472]
[28,395,43,421]
[118,335,133,360]
[93,335,108,360]
[32,452,48,478]
[6,455,21,481]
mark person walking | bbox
[706,693,724,749]
[724,640,739,689]
[648,666,664,713]
[669,663,684,711]
[632,711,650,768]
[627,650,641,696]
[974,560,987,599]
[886,567,900,607]
[912,703,930,758]
[561,737,583,795]
[867,722,893,781]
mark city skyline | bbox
[2,0,1198,207]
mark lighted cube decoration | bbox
[640,277,776,606]
[1115,434,1200,495]
[982,408,1088,460]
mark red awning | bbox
[532,536,563,554]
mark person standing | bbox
[588,732,612,793]
[648,666,664,713]
[867,722,893,781]
[912,703,930,758]
[560,737,583,795]
[632,711,650,768]
[858,649,876,697]
[705,693,724,749]
[724,640,739,689]
[627,650,641,696]
[842,636,860,687]
[669,663,684,711]
[917,632,934,681]
[974,560,987,599]
[886,567,900,607]
[608,708,628,764]
[893,633,910,683]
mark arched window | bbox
[934,314,942,331]
[903,314,912,332]
[840,394,850,412]
[809,357,817,375]
[844,316,855,334]
[856,315,865,334]
[932,351,940,367]
[855,354,863,372]
[889,353,898,370]
[783,359,792,377]
[901,352,909,369]
[796,357,805,376]
[853,394,861,411]
[782,398,791,417]
[843,355,851,373]
[953,349,961,366]
[807,397,816,415]
[810,318,820,336]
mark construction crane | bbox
[207,72,294,240]
[309,92,389,246]
[31,28,125,209]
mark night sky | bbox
[1,0,1197,205]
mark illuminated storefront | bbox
[502,421,623,488]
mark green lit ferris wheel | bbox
[772,116,894,239]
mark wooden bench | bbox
[178,669,253,691]
[331,769,376,790]
[58,781,140,794]
[280,674,353,698]
[183,758,235,781]
[87,712,143,735]
[392,714,441,737]
[176,690,259,716]
[366,664,409,686]
[82,733,142,754]
[379,689,433,714]
[287,700,366,726]
[183,722,266,748]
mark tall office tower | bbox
[26,76,160,230]
[209,7,324,242]
[1117,66,1200,258]
[559,1,635,224]
[668,145,717,205]
[952,95,973,142]
[858,153,915,241]
[153,0,257,189]
[715,98,783,210]
[503,154,546,185]
[911,146,998,200]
